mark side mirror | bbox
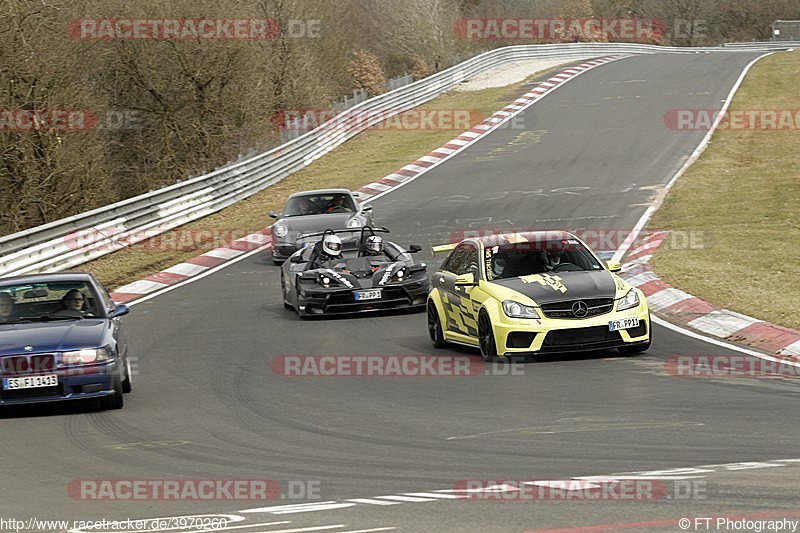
[362,204,373,212]
[269,211,280,219]
[110,303,129,318]
[408,264,426,273]
[606,260,622,273]
[455,273,477,287]
[290,254,305,263]
[352,192,360,198]
[408,244,422,253]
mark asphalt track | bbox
[3,52,800,533]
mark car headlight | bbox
[347,218,362,228]
[502,300,540,319]
[617,289,640,311]
[62,347,111,365]
[273,223,288,238]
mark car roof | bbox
[468,230,578,247]
[0,272,96,286]
[287,189,352,198]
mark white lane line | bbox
[652,315,800,367]
[339,527,397,533]
[345,498,401,506]
[402,492,461,499]
[195,521,291,532]
[612,51,776,263]
[254,527,344,533]
[375,495,437,503]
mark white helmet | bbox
[322,234,342,256]
[366,235,383,254]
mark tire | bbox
[102,376,124,410]
[427,301,448,349]
[281,271,292,309]
[271,250,285,266]
[121,357,132,393]
[478,310,499,362]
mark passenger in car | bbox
[53,289,90,317]
[0,293,15,323]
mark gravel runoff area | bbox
[455,57,596,91]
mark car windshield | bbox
[484,238,604,281]
[284,193,356,217]
[0,281,101,323]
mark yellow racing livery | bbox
[426,231,651,361]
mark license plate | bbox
[3,374,58,390]
[609,317,640,332]
[355,290,382,301]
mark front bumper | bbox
[272,244,299,260]
[0,361,118,406]
[493,303,650,356]
[297,282,428,316]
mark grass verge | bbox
[82,64,570,289]
[649,50,800,330]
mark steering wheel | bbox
[328,206,348,213]
[551,262,580,272]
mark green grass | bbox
[85,67,565,289]
[649,50,800,330]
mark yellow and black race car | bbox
[427,231,650,361]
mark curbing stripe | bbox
[621,233,800,359]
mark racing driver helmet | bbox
[323,234,343,257]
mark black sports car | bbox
[280,228,428,318]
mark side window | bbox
[442,245,467,274]
[459,245,479,276]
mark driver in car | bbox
[0,293,15,323]
[541,250,563,271]
[309,234,344,269]
[53,289,91,317]
[326,195,349,213]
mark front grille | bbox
[543,326,621,348]
[0,354,56,376]
[541,298,614,319]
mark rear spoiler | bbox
[431,243,457,254]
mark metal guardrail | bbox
[0,42,792,278]
[724,40,800,48]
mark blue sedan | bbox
[0,273,132,409]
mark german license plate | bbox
[355,290,382,301]
[3,374,58,390]
[609,317,640,332]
